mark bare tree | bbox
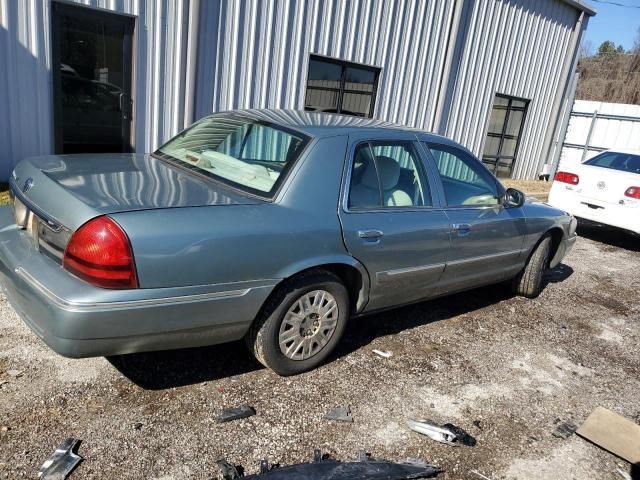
[578,39,594,60]
[576,32,640,105]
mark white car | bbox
[548,149,640,235]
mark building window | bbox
[482,94,529,178]
[304,55,380,118]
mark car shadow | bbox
[577,223,640,252]
[546,263,574,284]
[107,341,264,390]
[110,267,574,390]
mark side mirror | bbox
[503,188,525,208]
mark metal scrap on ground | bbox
[372,349,393,358]
[38,438,83,480]
[218,449,441,479]
[407,419,477,447]
[323,405,353,422]
[217,406,257,423]
[552,420,578,439]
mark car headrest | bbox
[360,155,401,191]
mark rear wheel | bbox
[246,270,349,376]
[512,235,552,298]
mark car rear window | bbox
[155,115,310,196]
[584,151,640,175]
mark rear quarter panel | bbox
[111,135,353,289]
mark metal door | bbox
[52,2,134,154]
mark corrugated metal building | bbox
[0,0,594,182]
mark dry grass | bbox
[0,184,10,206]
[503,179,552,195]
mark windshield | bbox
[156,115,310,196]
[584,151,640,174]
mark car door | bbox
[422,142,526,293]
[339,132,451,311]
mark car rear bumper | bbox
[548,186,640,235]
[0,207,276,358]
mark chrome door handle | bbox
[358,229,384,240]
[452,223,472,236]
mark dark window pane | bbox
[512,99,527,108]
[494,96,509,107]
[505,110,524,137]
[487,106,507,135]
[502,138,517,157]
[341,92,372,116]
[483,136,501,157]
[305,88,339,111]
[344,67,375,93]
[305,56,379,118]
[307,59,342,84]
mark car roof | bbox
[207,108,455,144]
[603,148,640,156]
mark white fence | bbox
[555,100,640,173]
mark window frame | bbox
[481,93,529,178]
[423,141,505,210]
[342,139,435,213]
[153,113,313,201]
[304,54,381,118]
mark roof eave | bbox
[561,0,596,16]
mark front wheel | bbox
[245,270,349,376]
[512,235,552,298]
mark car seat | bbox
[350,154,413,208]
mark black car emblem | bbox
[22,177,34,193]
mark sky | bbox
[583,0,640,52]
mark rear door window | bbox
[348,141,432,209]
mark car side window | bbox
[426,143,500,207]
[348,141,432,210]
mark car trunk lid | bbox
[573,164,640,206]
[10,153,262,231]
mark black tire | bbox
[245,269,349,376]
[512,235,552,298]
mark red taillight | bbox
[63,216,138,289]
[625,186,640,199]
[554,171,580,185]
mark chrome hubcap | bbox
[278,290,339,361]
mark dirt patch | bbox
[0,232,639,479]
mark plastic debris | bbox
[372,349,393,358]
[323,405,353,422]
[7,369,23,378]
[552,421,578,439]
[217,406,256,423]
[407,419,477,447]
[217,460,245,479]
[218,449,441,479]
[38,438,83,480]
[470,470,494,480]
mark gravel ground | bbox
[0,224,638,480]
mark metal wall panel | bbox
[558,100,640,170]
[0,0,588,183]
[443,0,581,179]
[0,0,193,181]
[195,0,456,133]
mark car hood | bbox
[11,153,262,230]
